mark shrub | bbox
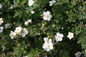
[0,0,86,57]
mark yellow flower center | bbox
[47,45,50,48]
[6,25,9,28]
[0,20,2,23]
[17,29,20,31]
[69,35,72,37]
[30,2,33,4]
[11,34,14,37]
[57,36,61,38]
[45,15,49,17]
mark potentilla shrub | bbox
[0,0,86,57]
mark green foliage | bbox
[0,0,86,57]
[27,49,41,57]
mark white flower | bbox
[43,42,53,51]
[75,51,82,57]
[43,11,52,21]
[44,37,52,43]
[14,27,22,34]
[55,33,63,42]
[0,18,4,25]
[9,5,14,9]
[24,21,28,25]
[67,32,74,39]
[30,10,35,14]
[0,27,4,33]
[20,28,28,37]
[0,4,2,9]
[49,0,56,6]
[28,0,34,6]
[43,37,53,51]
[5,23,10,29]
[10,31,16,39]
[24,19,32,25]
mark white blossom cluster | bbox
[10,26,28,39]
[42,0,56,21]
[0,0,76,53]
[42,37,53,51]
[43,32,74,51]
[0,18,11,33]
[0,4,4,33]
[0,18,4,33]
[28,0,56,7]
[55,32,74,42]
[27,0,56,21]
